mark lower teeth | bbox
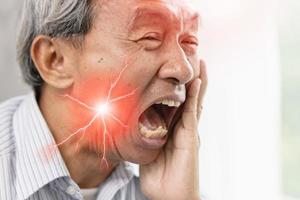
[139,123,168,139]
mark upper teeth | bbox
[155,100,181,107]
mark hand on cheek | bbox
[140,60,208,200]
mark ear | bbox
[31,35,74,89]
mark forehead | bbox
[91,0,200,35]
[129,0,200,31]
[135,0,199,20]
[96,0,199,23]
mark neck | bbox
[38,87,119,188]
[58,145,117,188]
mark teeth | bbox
[139,124,168,139]
[156,99,181,108]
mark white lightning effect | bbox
[53,62,137,167]
[96,103,110,115]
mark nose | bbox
[158,44,194,85]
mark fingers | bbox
[197,60,208,120]
[181,78,201,131]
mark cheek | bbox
[65,71,140,149]
[69,47,158,129]
[125,52,159,84]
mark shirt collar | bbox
[96,162,135,200]
[13,92,137,200]
[13,92,70,199]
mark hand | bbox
[140,60,208,200]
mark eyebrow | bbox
[128,8,174,31]
[184,12,201,31]
[128,7,200,32]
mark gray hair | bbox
[16,0,95,88]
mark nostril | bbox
[167,77,180,85]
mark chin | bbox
[112,127,165,165]
[123,146,163,165]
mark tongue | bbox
[139,106,166,130]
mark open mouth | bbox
[138,100,182,139]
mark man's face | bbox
[67,0,201,164]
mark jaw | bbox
[112,124,163,164]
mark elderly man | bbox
[0,0,207,199]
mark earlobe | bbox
[30,35,74,89]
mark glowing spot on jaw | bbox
[96,103,110,116]
[53,48,143,168]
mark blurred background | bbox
[0,0,299,200]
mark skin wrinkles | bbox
[125,3,200,60]
[77,0,201,166]
[127,5,200,38]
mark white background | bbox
[195,0,281,199]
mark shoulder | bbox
[0,95,26,156]
[0,96,26,200]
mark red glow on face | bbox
[54,64,139,166]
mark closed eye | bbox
[181,36,199,55]
[140,33,161,41]
[136,32,162,50]
[182,39,198,46]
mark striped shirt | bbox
[0,92,149,200]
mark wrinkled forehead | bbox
[136,0,199,19]
[130,0,200,29]
[93,0,200,32]
[97,0,199,19]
